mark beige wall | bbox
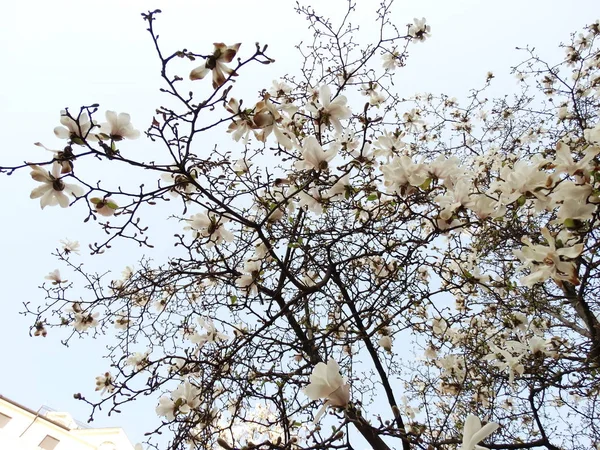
[0,396,135,450]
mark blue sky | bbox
[0,0,598,447]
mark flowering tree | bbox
[2,2,600,449]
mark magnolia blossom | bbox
[90,197,118,217]
[189,318,229,347]
[45,269,65,285]
[252,95,285,143]
[360,83,386,106]
[380,155,428,194]
[99,111,140,140]
[126,351,151,371]
[325,174,352,199]
[297,188,323,215]
[269,79,292,98]
[114,314,130,330]
[306,85,351,133]
[382,49,402,71]
[584,121,600,143]
[156,380,201,420]
[553,183,597,223]
[378,335,393,352]
[60,239,80,255]
[225,98,255,142]
[373,130,406,159]
[303,358,350,422]
[233,157,253,175]
[514,227,583,286]
[434,179,473,220]
[185,212,234,246]
[458,414,499,450]
[295,136,337,171]
[95,372,115,395]
[73,312,99,332]
[34,142,74,174]
[33,322,48,338]
[161,170,197,198]
[492,159,554,205]
[483,343,525,385]
[54,110,97,143]
[553,141,599,176]
[236,259,262,295]
[408,18,431,42]
[527,336,551,355]
[403,108,425,132]
[190,43,241,89]
[29,163,83,209]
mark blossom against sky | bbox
[0,0,598,445]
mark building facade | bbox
[0,395,137,450]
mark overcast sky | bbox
[1,0,598,447]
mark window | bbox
[39,435,60,450]
[0,412,11,428]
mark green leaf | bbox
[420,178,432,190]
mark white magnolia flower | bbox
[325,174,352,200]
[156,380,201,420]
[161,170,198,198]
[126,351,151,371]
[236,259,262,295]
[527,336,551,355]
[60,239,80,255]
[382,49,402,71]
[295,136,337,171]
[34,142,74,174]
[380,155,428,194]
[185,212,234,246]
[373,130,406,159]
[584,121,600,144]
[553,141,599,176]
[306,85,351,133]
[225,98,255,142]
[190,43,241,89]
[492,160,554,205]
[100,111,140,140]
[113,314,130,330]
[45,269,65,285]
[408,18,431,42]
[458,414,499,450]
[233,158,253,175]
[431,317,448,336]
[269,80,292,98]
[95,372,115,395]
[434,179,472,220]
[513,227,583,286]
[29,163,84,209]
[303,358,350,422]
[483,343,525,385]
[189,318,229,347]
[378,335,393,352]
[90,197,118,216]
[54,110,98,143]
[297,188,323,215]
[73,312,99,332]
